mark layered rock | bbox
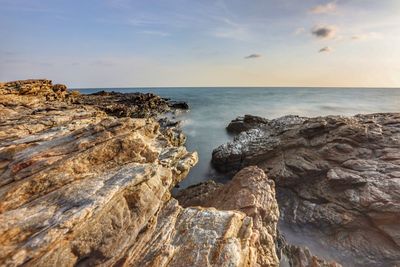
[0,80,201,266]
[212,114,400,266]
[1,79,280,267]
[0,79,74,102]
[176,166,280,267]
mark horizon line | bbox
[72,85,400,90]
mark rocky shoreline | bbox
[212,114,400,266]
[1,79,399,266]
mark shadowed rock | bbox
[176,166,342,267]
[212,113,400,266]
[227,115,269,134]
[75,91,189,118]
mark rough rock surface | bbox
[0,79,201,266]
[212,114,400,266]
[75,90,186,118]
[0,79,77,102]
[227,115,269,134]
[0,80,280,267]
[176,166,280,267]
[176,167,341,267]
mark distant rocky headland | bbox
[0,79,399,266]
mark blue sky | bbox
[1,0,399,87]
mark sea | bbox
[77,87,400,189]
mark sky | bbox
[1,0,400,88]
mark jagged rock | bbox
[130,199,257,267]
[227,115,269,134]
[52,84,67,92]
[176,166,280,267]
[281,244,342,267]
[1,79,276,267]
[0,79,75,102]
[212,113,400,266]
[0,112,198,266]
[75,91,189,119]
[0,80,212,266]
[169,101,189,110]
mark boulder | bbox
[227,114,269,134]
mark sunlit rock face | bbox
[0,80,207,266]
[176,166,280,267]
[212,114,400,266]
[0,79,275,267]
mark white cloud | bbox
[309,2,337,14]
[140,30,170,37]
[294,27,305,35]
[351,32,382,41]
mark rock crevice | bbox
[212,114,400,266]
[0,80,282,267]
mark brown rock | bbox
[0,79,273,267]
[212,113,400,266]
[176,166,280,267]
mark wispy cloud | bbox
[309,2,337,14]
[244,54,261,59]
[351,32,382,41]
[319,46,333,53]
[212,17,250,41]
[140,30,170,37]
[311,25,337,39]
[294,27,305,35]
[91,59,115,66]
[127,17,164,27]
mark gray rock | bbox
[212,113,400,266]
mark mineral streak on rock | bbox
[0,79,278,267]
[212,114,400,266]
[176,166,280,267]
[176,166,342,267]
[0,79,213,266]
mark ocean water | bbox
[77,87,400,188]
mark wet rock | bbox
[212,113,400,266]
[169,101,189,110]
[75,91,189,119]
[227,114,269,134]
[74,91,170,118]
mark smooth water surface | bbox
[77,87,400,188]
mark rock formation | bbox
[176,167,341,267]
[176,166,280,267]
[0,80,282,267]
[75,91,174,118]
[212,114,400,266]
[227,115,269,134]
